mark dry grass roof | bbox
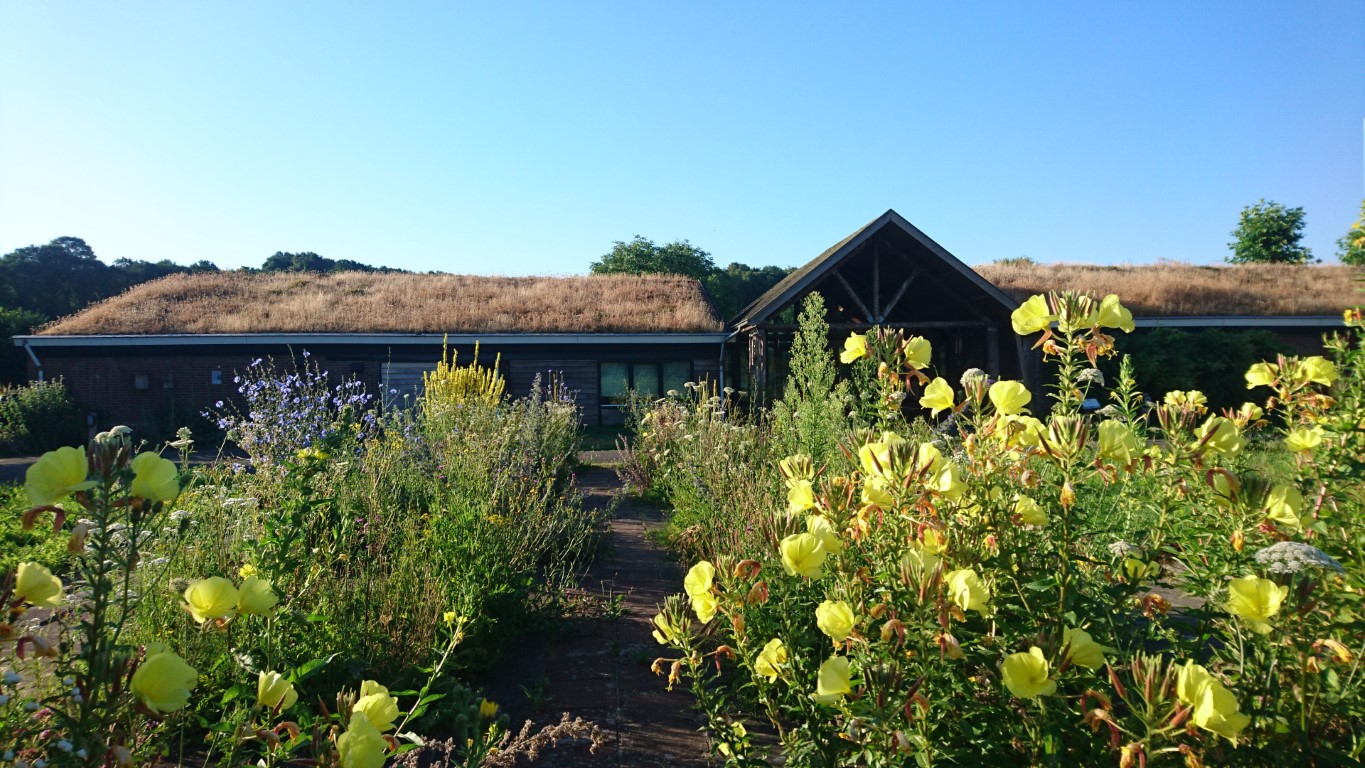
[40,272,725,335]
[973,262,1364,317]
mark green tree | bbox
[1336,200,1365,266]
[768,292,850,465]
[0,307,47,384]
[704,262,793,319]
[1226,199,1314,264]
[589,236,716,280]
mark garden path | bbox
[475,462,713,767]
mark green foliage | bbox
[258,250,401,273]
[704,262,793,320]
[0,483,68,575]
[1226,198,1315,264]
[1336,199,1365,266]
[769,292,850,466]
[589,235,716,281]
[1113,328,1279,411]
[0,379,85,454]
[0,306,45,385]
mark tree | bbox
[1336,200,1365,266]
[588,236,716,281]
[1226,199,1314,264]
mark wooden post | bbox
[749,329,768,406]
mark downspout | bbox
[20,339,44,382]
[717,327,744,390]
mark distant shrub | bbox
[1114,328,1280,411]
[0,378,84,454]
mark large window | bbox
[601,361,693,411]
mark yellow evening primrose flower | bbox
[1013,495,1048,526]
[812,655,852,705]
[238,563,259,579]
[754,638,788,682]
[779,533,827,579]
[1300,356,1338,386]
[919,377,955,417]
[1097,420,1140,465]
[988,381,1031,416]
[929,461,966,500]
[1194,416,1246,455]
[944,569,990,615]
[257,670,298,711]
[337,711,388,768]
[815,600,856,643]
[787,480,816,513]
[858,432,906,479]
[684,561,715,599]
[1236,402,1264,423]
[778,454,815,485]
[1095,294,1135,333]
[921,528,948,555]
[237,575,279,616]
[1061,627,1112,669]
[479,698,499,719]
[1177,662,1250,744]
[1225,575,1288,634]
[1001,647,1056,698]
[131,648,198,715]
[1263,485,1302,529]
[1164,390,1208,410]
[443,611,458,625]
[807,514,843,555]
[861,477,894,508]
[999,414,1045,449]
[14,561,63,608]
[129,452,180,502]
[183,577,240,624]
[1121,557,1160,583]
[354,683,401,731]
[651,612,682,645]
[903,335,932,370]
[691,591,719,623]
[24,446,96,507]
[1245,362,1277,389]
[839,333,868,364]
[1285,425,1324,453]
[1011,294,1055,335]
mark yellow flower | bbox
[1001,647,1056,698]
[999,414,1045,448]
[337,711,388,768]
[919,377,955,417]
[1095,294,1135,333]
[1011,294,1055,335]
[754,638,788,682]
[691,591,719,623]
[130,452,180,502]
[1061,627,1112,669]
[806,514,842,555]
[779,533,827,579]
[1300,356,1338,386]
[988,381,1031,416]
[787,480,816,513]
[1245,362,1277,389]
[1013,495,1047,526]
[1165,389,1208,410]
[684,561,715,599]
[131,647,198,715]
[1097,420,1140,465]
[778,454,815,484]
[929,460,966,500]
[651,612,682,645]
[238,563,259,578]
[14,561,63,608]
[1285,425,1324,453]
[257,670,298,711]
[354,682,401,731]
[839,333,868,364]
[1225,575,1288,634]
[921,527,948,555]
[1262,485,1301,529]
[944,569,990,615]
[1177,662,1249,744]
[903,335,932,370]
[1194,416,1246,455]
[812,655,852,705]
[858,432,906,479]
[1121,557,1160,582]
[443,610,458,625]
[24,446,96,507]
[184,577,240,624]
[237,575,279,616]
[1235,402,1264,423]
[815,600,856,643]
[479,699,498,719]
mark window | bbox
[210,370,223,385]
[133,374,150,390]
[600,361,693,412]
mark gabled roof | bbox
[38,271,725,335]
[734,209,1019,327]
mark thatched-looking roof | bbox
[973,262,1363,317]
[39,272,725,335]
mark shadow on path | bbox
[475,464,712,767]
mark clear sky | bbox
[2,2,1362,274]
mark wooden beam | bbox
[889,247,990,321]
[879,269,920,321]
[831,269,875,323]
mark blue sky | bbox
[2,2,1362,273]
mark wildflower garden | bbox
[3,291,1365,766]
